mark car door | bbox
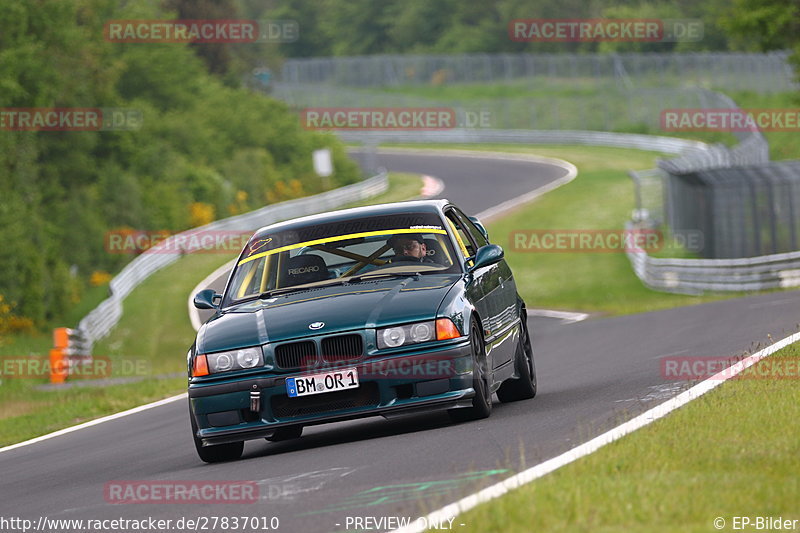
[455,208,518,371]
[445,207,510,372]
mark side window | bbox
[445,209,478,260]
[455,209,489,248]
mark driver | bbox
[387,233,436,263]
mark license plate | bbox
[286,368,359,397]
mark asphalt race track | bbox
[2,150,799,533]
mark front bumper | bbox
[189,341,474,446]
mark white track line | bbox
[188,258,237,331]
[390,330,800,533]
[473,158,577,222]
[0,393,187,454]
[527,308,589,324]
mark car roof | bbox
[251,199,452,237]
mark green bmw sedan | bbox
[188,199,536,462]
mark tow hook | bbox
[250,384,260,412]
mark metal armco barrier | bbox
[625,223,800,294]
[50,327,92,384]
[74,172,388,353]
[340,129,712,158]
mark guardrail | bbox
[625,224,800,294]
[76,172,388,351]
[340,128,712,159]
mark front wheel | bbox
[449,319,492,422]
[497,319,536,402]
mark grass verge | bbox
[336,82,800,160]
[456,341,800,533]
[0,172,422,446]
[347,172,425,207]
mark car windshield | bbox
[224,211,459,304]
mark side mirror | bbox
[467,244,504,272]
[468,216,490,242]
[193,289,220,310]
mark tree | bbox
[722,0,800,52]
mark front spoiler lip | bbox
[197,392,474,447]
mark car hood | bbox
[196,274,460,353]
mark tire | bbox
[497,318,537,403]
[449,318,492,422]
[190,409,244,463]
[266,426,303,441]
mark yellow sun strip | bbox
[238,228,448,266]
[446,219,472,266]
[237,261,259,298]
[258,254,271,293]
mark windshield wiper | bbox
[258,278,351,299]
[252,272,420,300]
[349,271,421,283]
[258,286,313,299]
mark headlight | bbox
[377,321,436,349]
[205,347,263,373]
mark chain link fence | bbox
[666,161,800,259]
[279,51,797,93]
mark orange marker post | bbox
[50,328,70,383]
